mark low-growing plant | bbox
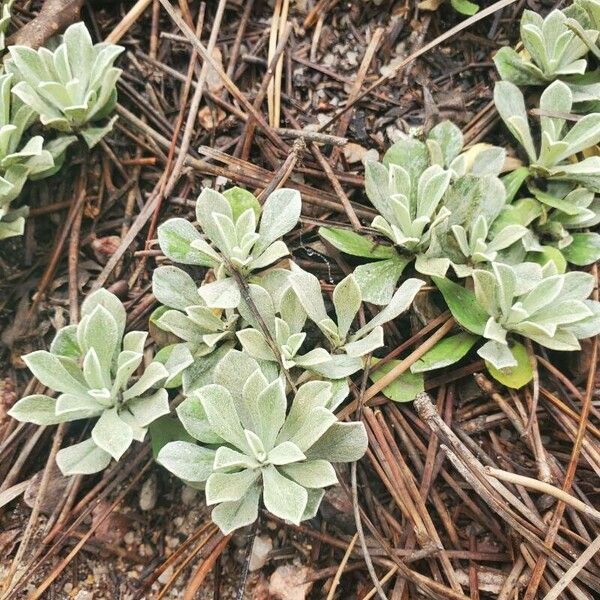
[0,72,76,239]
[320,121,509,303]
[494,9,598,101]
[434,262,600,373]
[8,22,124,147]
[157,350,367,534]
[494,80,600,265]
[157,187,301,309]
[8,289,189,475]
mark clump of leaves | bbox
[151,265,238,392]
[7,22,124,147]
[157,350,367,534]
[158,186,300,309]
[495,80,600,189]
[320,121,507,303]
[8,289,188,475]
[494,9,598,102]
[0,72,76,239]
[434,262,600,379]
[494,80,600,266]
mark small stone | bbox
[181,485,198,505]
[269,564,313,600]
[124,531,135,545]
[249,535,273,572]
[74,592,93,600]
[158,565,174,585]
[139,474,158,511]
[63,583,73,594]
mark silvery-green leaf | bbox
[213,348,264,407]
[81,288,126,342]
[308,354,363,378]
[126,388,170,428]
[477,340,517,370]
[8,394,67,425]
[123,362,168,400]
[279,286,306,334]
[414,255,451,278]
[281,460,338,489]
[195,188,233,249]
[236,328,275,362]
[50,324,80,357]
[353,256,410,306]
[199,384,249,451]
[56,438,112,476]
[80,117,117,148]
[205,470,260,505]
[333,274,361,339]
[255,188,301,254]
[280,406,337,453]
[123,331,147,354]
[344,327,384,357]
[428,121,463,165]
[213,446,259,471]
[305,422,368,462]
[81,304,118,374]
[157,310,208,344]
[483,317,508,344]
[153,266,200,310]
[355,278,424,338]
[211,482,261,534]
[294,348,334,371]
[524,326,581,350]
[249,240,289,270]
[559,113,600,161]
[23,350,88,396]
[91,407,133,460]
[289,264,329,323]
[237,283,276,333]
[55,393,105,416]
[82,348,107,390]
[262,464,307,525]
[494,81,537,162]
[197,277,241,309]
[157,218,218,266]
[302,488,326,520]
[487,225,529,252]
[247,378,287,451]
[328,379,349,411]
[383,136,429,188]
[521,274,564,315]
[268,441,306,465]
[113,350,143,394]
[569,300,600,338]
[157,440,215,482]
[364,161,398,224]
[176,392,224,444]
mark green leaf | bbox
[368,358,424,402]
[485,342,533,389]
[255,188,301,254]
[411,332,479,373]
[526,246,567,273]
[333,274,362,339]
[432,276,489,335]
[50,325,80,358]
[223,186,261,221]
[451,0,479,16]
[153,266,200,311]
[149,415,194,459]
[281,460,338,489]
[319,227,396,259]
[305,422,368,462]
[562,232,600,266]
